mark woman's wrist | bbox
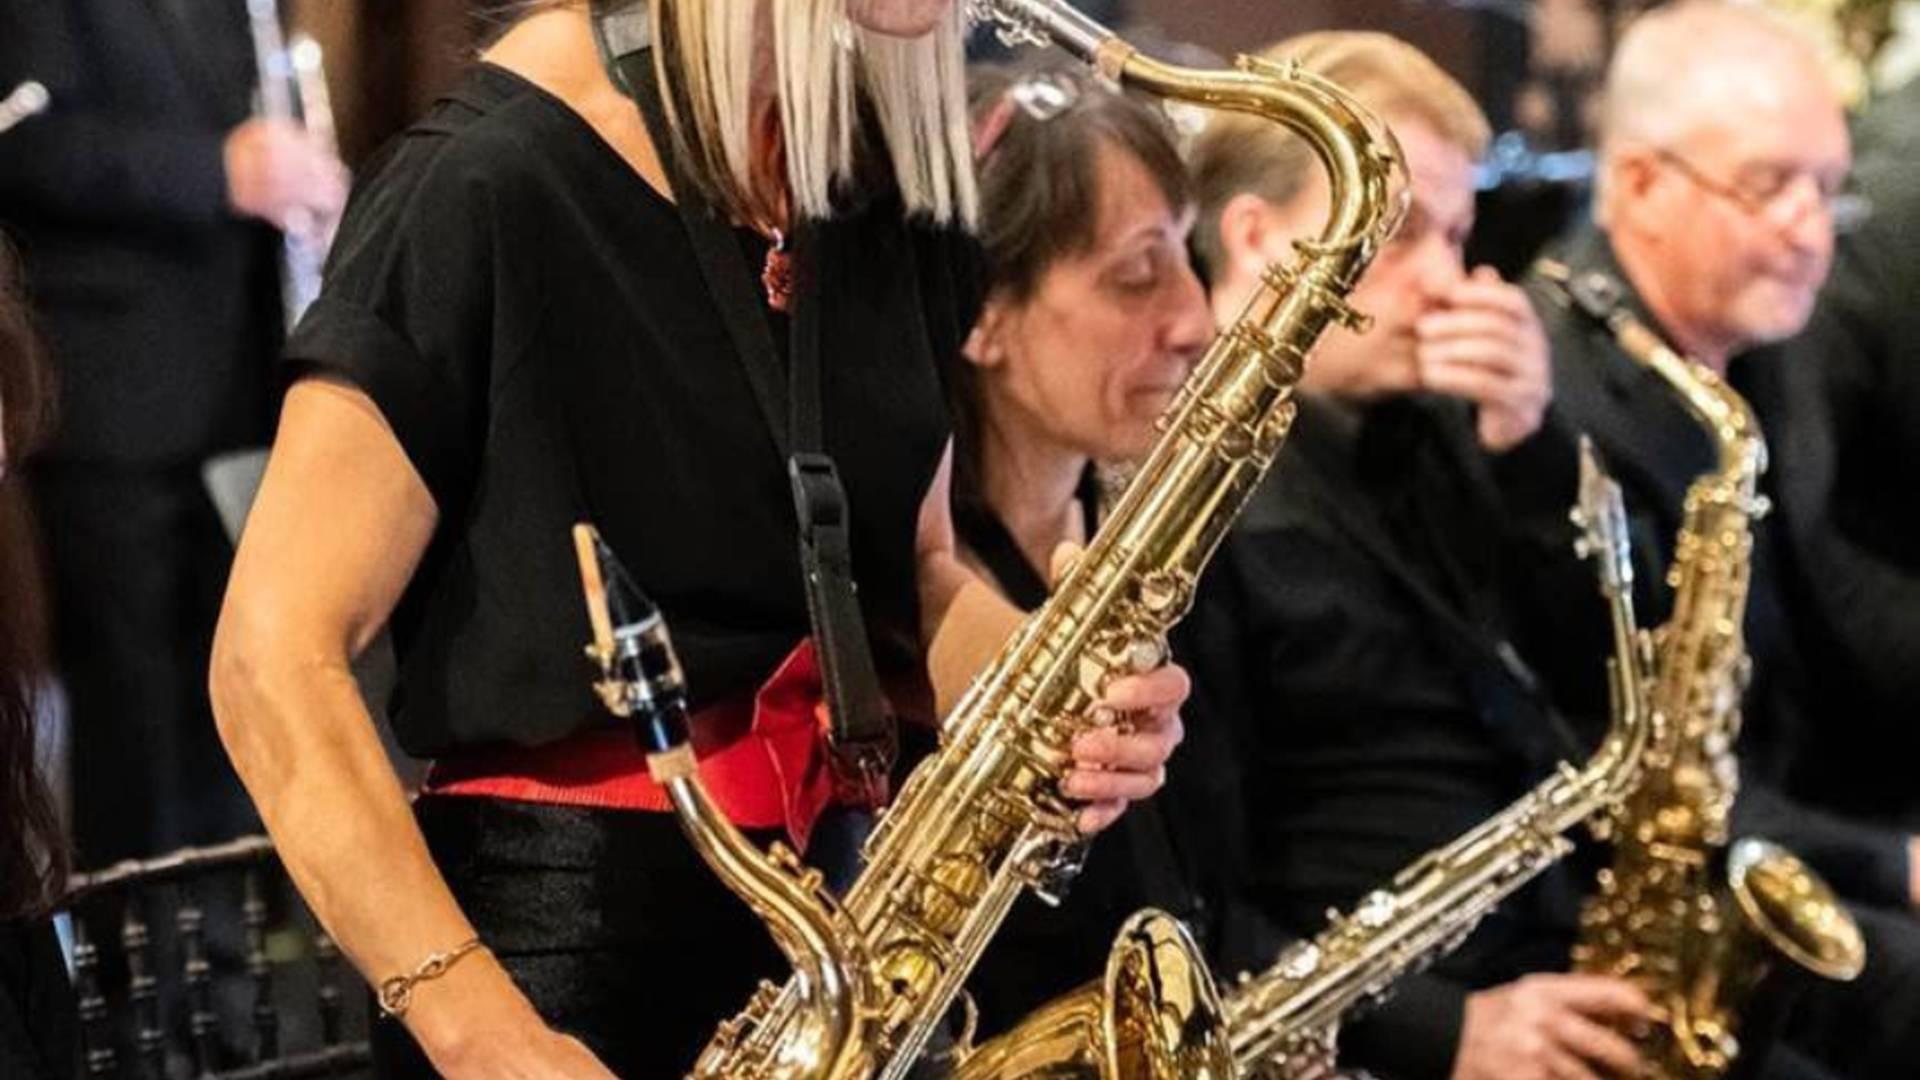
[403,947,544,1070]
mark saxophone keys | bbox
[1126,637,1167,674]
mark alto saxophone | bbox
[957,439,1654,1080]
[646,2,1407,1076]
[1536,260,1866,1079]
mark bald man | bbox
[1501,4,1920,1075]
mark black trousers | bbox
[32,461,256,867]
[371,798,794,1078]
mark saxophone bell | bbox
[948,910,1234,1080]
[1665,839,1865,1071]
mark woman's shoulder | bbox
[342,64,596,237]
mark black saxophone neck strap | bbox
[590,2,895,801]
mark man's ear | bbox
[1218,191,1283,285]
[964,297,1010,369]
[1600,148,1663,242]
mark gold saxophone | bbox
[636,2,1407,1076]
[1536,260,1866,1079]
[959,439,1654,1080]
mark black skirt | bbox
[372,796,801,1078]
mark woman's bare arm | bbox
[209,379,612,1078]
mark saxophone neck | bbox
[573,525,866,1078]
[1531,259,1768,499]
[1570,438,1653,798]
[971,1,1407,292]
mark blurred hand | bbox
[1416,265,1551,451]
[1452,973,1650,1080]
[1047,543,1189,835]
[224,117,348,236]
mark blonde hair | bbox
[1190,31,1490,275]
[653,0,977,226]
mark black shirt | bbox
[1758,80,1920,823]
[286,65,974,757]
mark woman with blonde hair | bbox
[209,1,1187,1076]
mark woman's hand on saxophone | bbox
[1067,663,1189,834]
[1043,542,1190,836]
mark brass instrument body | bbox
[1218,441,1652,1079]
[971,445,1651,1080]
[949,910,1234,1080]
[682,3,1408,1077]
[1538,262,1865,1079]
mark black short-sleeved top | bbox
[285,64,973,758]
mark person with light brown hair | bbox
[1502,5,1920,1076]
[208,1,1188,1076]
[1177,31,1663,1080]
[1195,32,1549,456]
[1182,22,1920,1080]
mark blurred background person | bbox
[1758,70,1920,831]
[0,0,345,869]
[1513,0,1919,924]
[1183,32,1649,1080]
[1507,3,1920,1075]
[0,239,74,1080]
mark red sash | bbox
[426,640,846,852]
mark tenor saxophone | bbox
[653,3,1407,1076]
[958,439,1654,1080]
[1536,260,1866,1079]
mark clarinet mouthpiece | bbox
[573,523,691,754]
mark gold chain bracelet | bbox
[376,938,488,1019]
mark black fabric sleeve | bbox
[1339,972,1470,1079]
[1769,196,1920,713]
[1733,780,1911,909]
[282,143,496,512]
[0,3,231,229]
